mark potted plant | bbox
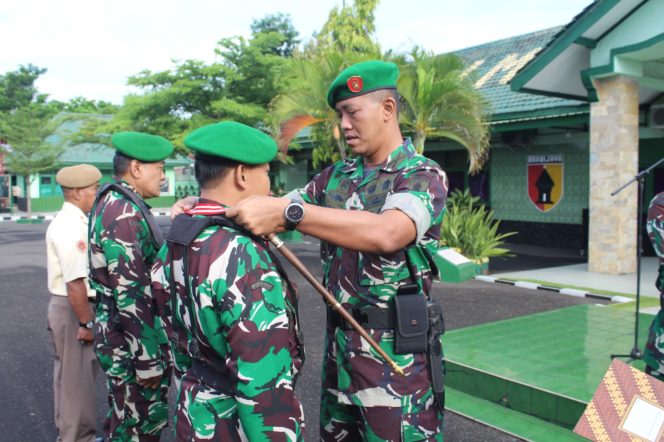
[439,189,516,274]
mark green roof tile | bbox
[454,27,588,119]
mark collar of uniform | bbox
[115,179,152,208]
[379,138,416,173]
[185,198,228,216]
[61,201,88,224]
[117,179,137,192]
[339,138,416,176]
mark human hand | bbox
[77,327,93,345]
[226,196,289,236]
[171,196,198,219]
[136,374,162,389]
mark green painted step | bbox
[444,305,650,429]
[446,387,587,442]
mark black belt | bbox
[327,305,394,330]
[189,358,233,393]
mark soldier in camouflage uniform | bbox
[151,121,305,441]
[644,191,664,378]
[89,132,174,441]
[226,61,448,441]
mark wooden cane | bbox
[267,233,405,377]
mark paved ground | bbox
[0,220,607,441]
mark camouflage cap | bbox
[184,121,277,165]
[111,131,174,162]
[326,60,399,108]
[56,164,102,188]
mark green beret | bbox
[56,164,102,188]
[184,121,277,165]
[111,131,173,162]
[327,60,399,108]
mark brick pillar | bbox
[588,76,639,274]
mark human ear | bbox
[383,96,397,120]
[235,164,248,190]
[130,160,142,179]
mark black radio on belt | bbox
[393,283,429,354]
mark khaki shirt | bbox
[46,202,94,298]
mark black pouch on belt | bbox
[393,283,429,354]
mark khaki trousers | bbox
[47,295,99,442]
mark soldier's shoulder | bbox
[105,189,143,218]
[203,224,267,255]
[651,192,664,208]
[408,152,443,171]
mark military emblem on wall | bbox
[527,155,563,212]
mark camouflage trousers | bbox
[175,375,243,441]
[644,302,664,377]
[320,389,444,441]
[319,327,444,441]
[174,374,305,441]
[96,343,172,441]
[103,371,171,441]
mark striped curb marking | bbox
[474,275,633,303]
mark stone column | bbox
[588,75,639,274]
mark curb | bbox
[1,210,171,223]
[474,275,633,304]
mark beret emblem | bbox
[347,76,363,93]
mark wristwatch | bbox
[283,200,305,231]
[79,320,94,329]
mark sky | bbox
[0,0,593,104]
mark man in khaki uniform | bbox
[46,164,102,442]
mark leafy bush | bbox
[440,189,516,262]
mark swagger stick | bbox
[267,233,405,377]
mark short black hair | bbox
[371,88,401,114]
[113,152,133,177]
[194,156,240,190]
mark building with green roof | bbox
[5,116,193,212]
[274,0,663,276]
[2,0,661,277]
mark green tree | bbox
[0,64,48,112]
[396,48,490,173]
[1,104,65,214]
[57,97,119,114]
[272,0,381,167]
[315,0,380,54]
[85,14,300,154]
[250,13,300,57]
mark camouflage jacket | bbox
[289,139,448,407]
[150,200,305,440]
[89,180,169,379]
[648,192,664,292]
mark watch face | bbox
[286,204,304,222]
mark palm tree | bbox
[396,47,490,173]
[270,52,372,165]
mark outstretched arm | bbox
[226,195,416,254]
